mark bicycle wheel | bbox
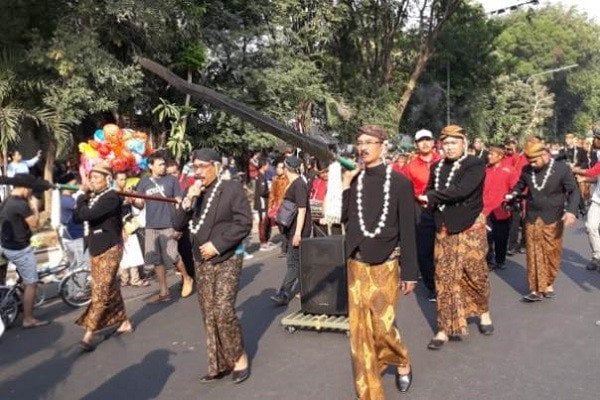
[59,269,92,308]
[0,287,21,327]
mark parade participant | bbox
[134,153,187,302]
[0,174,50,329]
[392,152,408,173]
[418,125,493,349]
[58,172,89,271]
[270,155,311,306]
[402,129,440,301]
[506,142,579,302]
[483,145,517,270]
[342,125,418,398]
[473,137,489,161]
[254,157,275,251]
[503,137,528,255]
[268,160,290,256]
[6,150,42,177]
[176,148,252,383]
[75,163,132,351]
[572,127,600,271]
[557,133,588,168]
[114,172,148,287]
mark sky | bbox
[477,0,600,21]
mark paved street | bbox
[1,222,599,400]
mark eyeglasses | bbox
[355,140,382,147]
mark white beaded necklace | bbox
[356,165,392,238]
[434,153,468,211]
[531,158,554,191]
[188,179,222,234]
[83,187,113,236]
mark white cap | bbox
[414,129,434,141]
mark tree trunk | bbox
[177,68,193,164]
[395,44,433,125]
[43,139,56,213]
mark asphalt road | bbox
[1,222,599,400]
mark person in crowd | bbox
[58,173,89,271]
[392,152,409,173]
[473,137,489,161]
[502,137,528,255]
[270,155,311,306]
[506,141,579,302]
[114,171,148,287]
[401,129,441,301]
[176,148,252,384]
[255,157,275,251]
[342,125,418,398]
[419,125,494,349]
[75,163,133,351]
[6,150,42,177]
[0,174,50,328]
[557,133,588,216]
[571,127,600,271]
[268,160,290,256]
[309,161,329,235]
[134,153,189,302]
[483,145,517,270]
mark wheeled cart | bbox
[281,310,350,336]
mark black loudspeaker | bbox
[299,235,348,316]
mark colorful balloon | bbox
[94,129,105,142]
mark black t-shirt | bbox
[0,196,33,250]
[284,177,311,238]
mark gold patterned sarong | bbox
[347,258,410,400]
[525,218,564,292]
[434,218,490,336]
[76,245,127,331]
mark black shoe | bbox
[232,366,250,384]
[269,291,290,306]
[506,249,516,256]
[395,368,413,393]
[427,338,447,350]
[200,371,229,383]
[521,293,543,302]
[542,291,556,299]
[478,324,494,335]
[586,258,600,271]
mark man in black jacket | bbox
[507,141,579,302]
[419,125,494,349]
[254,157,274,251]
[176,148,253,384]
[342,125,418,398]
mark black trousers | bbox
[508,207,525,252]
[416,209,436,293]
[487,215,511,265]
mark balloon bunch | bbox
[78,124,153,176]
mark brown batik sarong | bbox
[76,245,127,331]
[347,258,410,400]
[579,181,590,203]
[434,218,490,336]
[195,255,244,376]
[525,218,564,292]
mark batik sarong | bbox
[434,217,490,336]
[347,258,410,400]
[525,218,563,292]
[76,245,126,331]
[196,255,244,376]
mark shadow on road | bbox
[82,349,175,400]
[239,263,263,292]
[413,283,437,333]
[238,288,287,361]
[561,248,600,291]
[0,346,79,400]
[490,257,530,295]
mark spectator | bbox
[7,150,42,178]
[58,172,89,271]
[255,157,275,251]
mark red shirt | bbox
[402,153,441,197]
[310,177,327,202]
[483,164,518,220]
[584,161,600,178]
[501,152,528,179]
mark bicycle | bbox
[0,262,92,330]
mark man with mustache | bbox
[506,141,579,302]
[418,125,493,349]
[342,125,418,398]
[176,148,253,383]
